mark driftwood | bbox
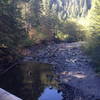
[0,62,18,76]
[0,47,20,76]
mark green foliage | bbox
[85,0,100,72]
[55,31,69,41]
[0,0,28,49]
[20,38,34,47]
[0,0,32,70]
[50,0,91,19]
[85,34,100,72]
[29,0,42,27]
[56,20,86,42]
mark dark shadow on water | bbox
[0,62,62,100]
[0,61,89,100]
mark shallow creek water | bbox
[0,61,90,100]
[0,62,63,100]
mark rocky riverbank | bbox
[23,41,100,100]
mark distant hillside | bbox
[50,0,92,19]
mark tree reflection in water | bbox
[0,62,60,100]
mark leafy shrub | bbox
[57,20,86,42]
[85,34,100,72]
[84,0,100,72]
[55,31,69,41]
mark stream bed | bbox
[0,62,63,100]
[0,61,91,100]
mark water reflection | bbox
[39,87,63,100]
[0,62,61,100]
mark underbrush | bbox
[56,19,86,43]
[84,34,100,73]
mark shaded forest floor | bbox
[23,41,100,99]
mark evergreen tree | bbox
[29,0,42,27]
[49,0,92,18]
[88,0,100,34]
[82,0,88,16]
[0,0,27,48]
[87,0,100,72]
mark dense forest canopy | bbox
[0,0,100,72]
[85,0,100,72]
[50,0,92,19]
[1,1,100,100]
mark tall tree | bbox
[82,0,88,16]
[0,0,27,48]
[87,0,100,71]
[29,0,42,27]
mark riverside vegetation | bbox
[0,0,100,100]
[0,0,99,73]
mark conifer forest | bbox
[0,0,100,100]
